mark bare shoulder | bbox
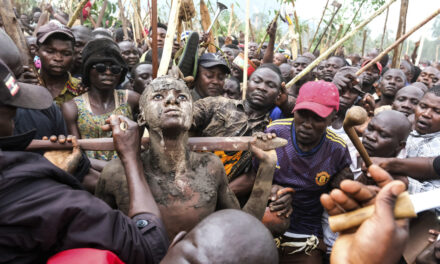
[101,158,126,182]
[61,99,78,119]
[189,151,226,184]
[126,89,140,107]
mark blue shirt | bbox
[264,118,351,237]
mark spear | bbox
[308,0,329,51]
[286,0,397,89]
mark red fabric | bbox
[293,80,340,117]
[47,248,125,264]
[361,59,383,75]
[82,1,92,19]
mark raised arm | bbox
[103,115,161,219]
[262,21,277,64]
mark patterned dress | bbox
[74,90,132,161]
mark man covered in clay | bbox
[95,76,277,239]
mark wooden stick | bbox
[242,0,250,100]
[27,137,288,152]
[128,0,147,41]
[96,0,108,28]
[291,0,302,55]
[436,45,440,62]
[380,7,389,50]
[361,30,367,57]
[256,12,279,56]
[118,0,129,40]
[391,0,408,69]
[151,0,158,78]
[342,0,366,37]
[356,8,440,76]
[286,0,397,89]
[308,0,329,51]
[227,3,234,36]
[67,0,89,27]
[312,3,342,54]
[249,19,255,42]
[157,0,181,77]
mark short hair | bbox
[225,44,239,50]
[427,85,440,97]
[114,27,133,42]
[130,61,152,77]
[226,76,240,88]
[148,22,167,34]
[254,63,283,87]
[329,56,348,67]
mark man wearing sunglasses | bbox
[36,21,83,106]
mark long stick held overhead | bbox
[242,0,250,100]
[67,0,89,27]
[286,0,397,89]
[356,8,440,76]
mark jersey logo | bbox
[315,171,330,186]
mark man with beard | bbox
[36,21,82,106]
[417,66,440,89]
[96,76,277,240]
[359,59,382,94]
[322,56,346,82]
[288,55,313,97]
[264,81,353,263]
[192,53,230,101]
[71,25,91,78]
[375,69,406,108]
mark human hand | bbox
[253,132,277,141]
[360,93,375,116]
[267,20,277,39]
[332,68,359,94]
[268,185,294,217]
[102,115,140,161]
[275,82,288,107]
[44,3,54,14]
[18,66,40,85]
[43,135,82,174]
[321,165,409,264]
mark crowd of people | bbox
[0,2,440,264]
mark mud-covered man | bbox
[96,76,277,240]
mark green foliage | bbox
[82,0,119,28]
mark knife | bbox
[329,190,440,233]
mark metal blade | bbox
[410,189,440,213]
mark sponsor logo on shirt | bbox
[315,171,330,186]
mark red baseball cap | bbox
[293,81,339,118]
[361,59,382,75]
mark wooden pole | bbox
[342,0,366,37]
[361,30,367,57]
[67,0,89,27]
[380,7,389,50]
[391,0,409,68]
[0,0,31,65]
[312,3,342,54]
[157,0,181,76]
[436,44,440,62]
[128,0,148,41]
[151,0,158,78]
[286,0,397,89]
[200,0,216,53]
[256,12,279,56]
[118,0,129,40]
[96,0,108,28]
[227,3,234,36]
[308,0,329,51]
[356,8,440,76]
[242,0,250,100]
[415,29,427,66]
[290,0,302,55]
[249,19,255,42]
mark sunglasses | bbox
[92,63,123,74]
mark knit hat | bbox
[81,38,128,86]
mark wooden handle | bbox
[26,137,288,152]
[343,126,372,167]
[329,191,417,233]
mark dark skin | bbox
[321,165,409,264]
[26,37,38,58]
[417,66,440,89]
[220,47,236,65]
[131,63,153,94]
[231,63,243,83]
[400,60,414,84]
[149,27,167,49]
[279,63,293,84]
[289,56,313,96]
[323,57,345,82]
[71,26,91,75]
[118,41,140,69]
[0,105,17,137]
[360,65,380,93]
[315,60,327,81]
[414,92,440,135]
[273,53,287,66]
[194,66,227,98]
[37,38,74,99]
[376,69,406,108]
[248,42,258,59]
[392,86,424,117]
[262,21,277,64]
[97,79,277,240]
[62,62,139,171]
[222,78,241,100]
